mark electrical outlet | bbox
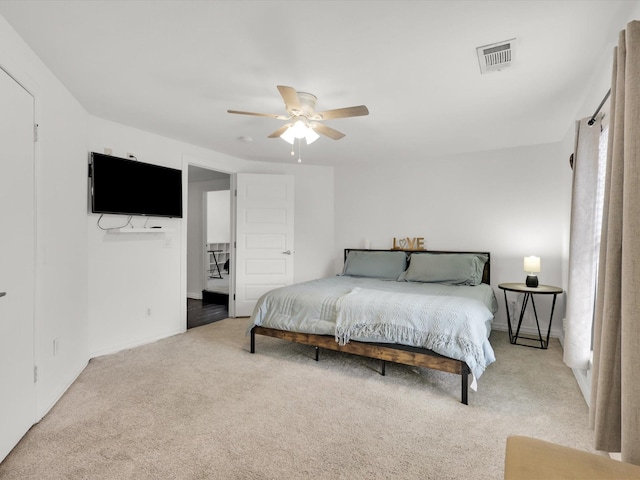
[53,338,59,356]
[146,308,152,317]
[104,148,112,155]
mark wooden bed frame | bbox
[250,249,491,405]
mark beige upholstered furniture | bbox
[504,436,640,479]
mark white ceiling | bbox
[0,0,635,166]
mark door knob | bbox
[282,250,292,255]
[0,292,6,298]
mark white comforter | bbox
[249,276,497,385]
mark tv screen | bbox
[90,152,183,218]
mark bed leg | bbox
[315,346,319,361]
[250,327,256,354]
[381,360,386,376]
[461,366,469,405]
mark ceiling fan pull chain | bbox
[298,138,302,163]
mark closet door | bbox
[0,67,36,462]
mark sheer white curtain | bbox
[563,116,605,369]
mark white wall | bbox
[334,142,567,338]
[88,117,335,355]
[187,178,230,298]
[87,118,185,356]
[207,190,230,243]
[0,14,89,419]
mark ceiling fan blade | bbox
[277,85,302,112]
[267,124,292,138]
[314,105,369,119]
[227,109,289,119]
[313,123,345,140]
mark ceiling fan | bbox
[227,85,369,145]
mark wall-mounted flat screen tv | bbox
[89,152,183,218]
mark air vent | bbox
[477,39,515,74]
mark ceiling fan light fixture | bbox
[304,128,320,144]
[291,120,308,139]
[280,127,296,145]
[281,120,319,145]
[229,85,369,160]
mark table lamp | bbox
[524,256,540,287]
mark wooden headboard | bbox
[343,249,491,285]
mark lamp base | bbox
[526,275,539,288]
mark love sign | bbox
[392,237,425,250]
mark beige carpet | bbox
[0,318,594,479]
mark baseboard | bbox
[187,291,202,300]
[572,366,590,407]
[556,323,591,406]
[491,322,563,340]
[36,359,88,421]
[89,327,184,358]
[40,326,187,417]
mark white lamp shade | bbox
[304,127,319,144]
[291,120,308,138]
[280,127,296,145]
[281,120,319,146]
[524,256,541,273]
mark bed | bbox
[248,249,498,404]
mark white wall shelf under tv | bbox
[107,228,174,233]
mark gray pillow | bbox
[342,250,408,280]
[399,253,488,285]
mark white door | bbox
[0,68,36,461]
[232,173,294,317]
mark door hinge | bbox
[33,365,38,383]
[34,123,39,142]
[233,294,236,300]
[234,189,237,197]
[234,241,236,248]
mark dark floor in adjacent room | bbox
[187,298,228,329]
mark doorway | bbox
[186,165,230,328]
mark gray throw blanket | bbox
[335,287,495,387]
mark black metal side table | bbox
[498,283,563,349]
